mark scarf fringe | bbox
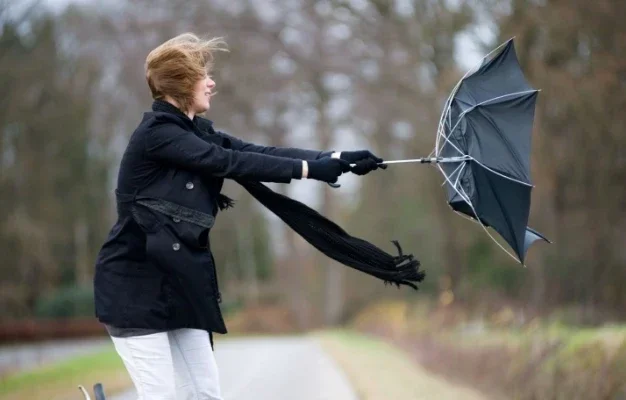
[383,240,425,289]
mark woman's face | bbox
[191,74,216,115]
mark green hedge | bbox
[34,285,95,318]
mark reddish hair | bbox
[145,33,227,112]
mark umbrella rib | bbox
[435,120,467,158]
[437,85,463,154]
[436,164,471,205]
[453,162,468,188]
[479,90,538,106]
[472,160,533,187]
[446,90,538,141]
[436,90,538,187]
[435,38,515,155]
[424,125,522,180]
[437,104,465,156]
[440,160,467,187]
[435,90,537,162]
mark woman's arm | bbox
[144,123,303,183]
[214,131,387,177]
[217,130,334,161]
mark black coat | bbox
[94,100,330,334]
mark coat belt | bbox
[115,190,215,229]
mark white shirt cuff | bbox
[302,160,309,178]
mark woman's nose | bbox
[207,78,216,89]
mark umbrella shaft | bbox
[385,158,439,164]
[354,156,469,167]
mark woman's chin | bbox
[195,104,210,115]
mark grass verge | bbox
[0,345,131,400]
[350,300,626,400]
[314,329,489,400]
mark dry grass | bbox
[315,330,490,400]
[350,300,626,400]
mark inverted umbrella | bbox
[344,38,550,264]
[436,38,550,264]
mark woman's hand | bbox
[336,150,382,163]
[350,158,387,175]
[305,158,351,183]
[336,150,387,175]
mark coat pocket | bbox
[101,264,171,325]
[145,224,225,332]
[125,271,171,323]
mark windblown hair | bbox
[145,33,227,113]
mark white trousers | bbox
[110,329,223,400]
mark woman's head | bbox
[145,33,227,117]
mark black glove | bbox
[339,150,383,164]
[350,158,387,175]
[307,158,351,183]
[338,150,387,175]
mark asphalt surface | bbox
[109,336,358,400]
[2,335,491,400]
[0,337,110,376]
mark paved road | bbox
[110,336,358,400]
[0,337,110,376]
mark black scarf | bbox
[152,100,425,289]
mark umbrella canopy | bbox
[437,39,550,264]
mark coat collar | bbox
[152,99,189,119]
[151,99,214,129]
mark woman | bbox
[93,33,386,399]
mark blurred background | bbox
[1,0,625,399]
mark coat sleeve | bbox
[217,131,333,160]
[144,124,302,183]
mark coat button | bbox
[172,243,181,251]
[186,182,194,190]
[173,217,181,223]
